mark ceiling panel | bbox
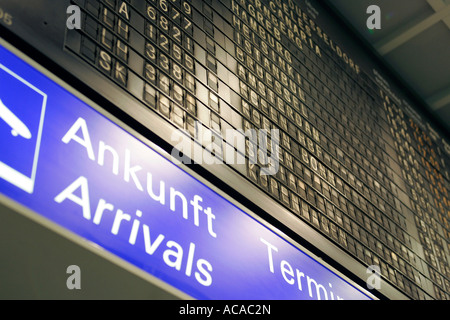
[384,21,450,97]
[324,0,450,134]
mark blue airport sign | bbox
[0,43,371,300]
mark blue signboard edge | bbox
[0,38,375,300]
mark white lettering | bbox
[62,117,95,161]
[54,176,91,220]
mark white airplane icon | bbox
[0,98,32,139]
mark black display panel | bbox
[0,0,448,300]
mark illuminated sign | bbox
[0,43,371,300]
